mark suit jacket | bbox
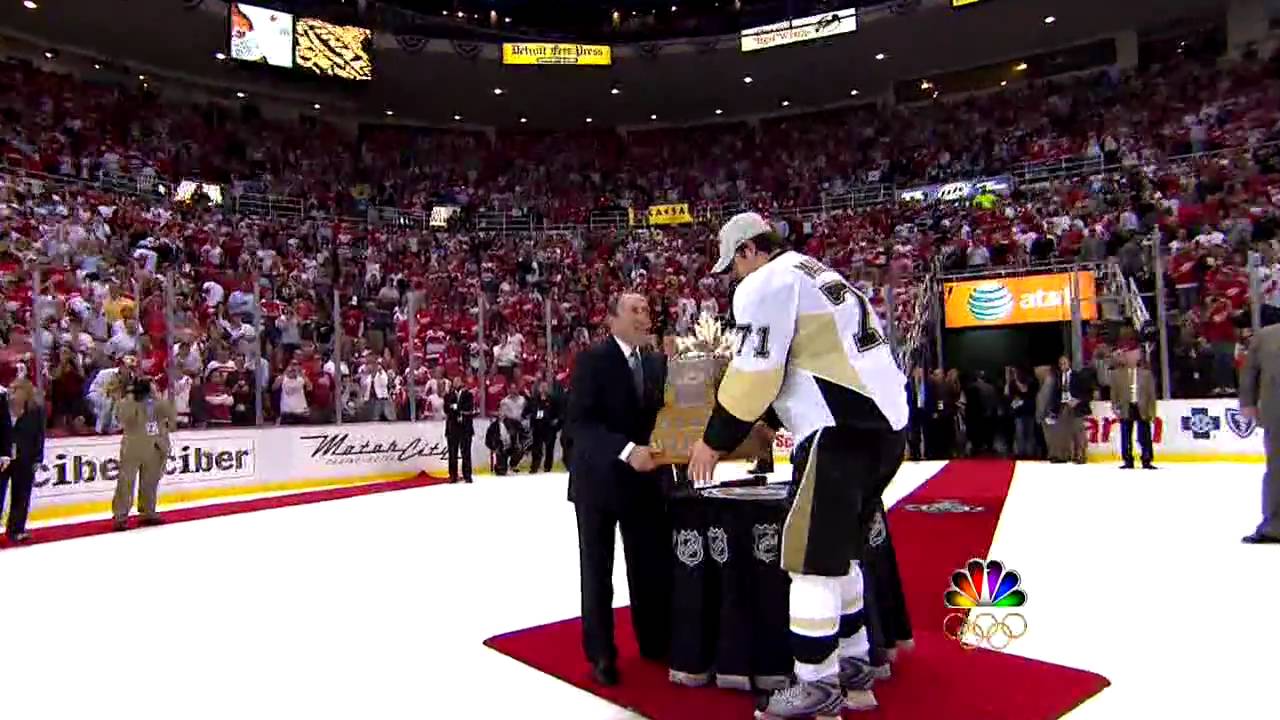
[1054,368,1094,418]
[118,396,178,460]
[444,389,476,436]
[1035,376,1058,422]
[566,337,667,511]
[1110,367,1158,421]
[0,399,43,468]
[1240,323,1280,428]
[905,377,934,420]
[526,393,562,432]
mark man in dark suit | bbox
[1058,355,1095,464]
[567,292,670,686]
[526,380,561,473]
[905,365,931,460]
[443,375,477,483]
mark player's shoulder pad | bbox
[737,252,801,302]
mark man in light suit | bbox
[1034,365,1069,462]
[1239,324,1280,544]
[1110,350,1158,470]
[112,377,178,531]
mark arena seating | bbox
[1,49,1278,434]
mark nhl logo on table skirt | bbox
[1225,408,1258,438]
[1180,407,1221,440]
[708,527,729,565]
[752,523,780,562]
[674,529,705,567]
[902,499,985,513]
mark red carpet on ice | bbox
[484,460,1110,719]
[0,473,449,549]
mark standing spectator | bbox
[111,376,176,532]
[1111,350,1158,470]
[0,379,44,545]
[1239,324,1280,544]
[526,381,561,474]
[905,366,931,461]
[925,368,953,459]
[274,361,312,425]
[1058,355,1094,464]
[492,384,528,474]
[358,354,393,422]
[444,374,477,483]
[1036,365,1069,463]
[1005,366,1037,459]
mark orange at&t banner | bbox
[943,272,1097,329]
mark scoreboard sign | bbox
[502,43,612,66]
[740,9,858,52]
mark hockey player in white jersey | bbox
[689,212,909,720]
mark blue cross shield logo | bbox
[1180,408,1221,440]
[1225,408,1258,439]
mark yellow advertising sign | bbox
[943,272,1097,329]
[647,203,693,225]
[502,43,612,66]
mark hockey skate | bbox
[753,678,844,720]
[837,657,880,711]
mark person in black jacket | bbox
[567,292,670,687]
[526,380,561,473]
[1057,355,1096,464]
[443,375,476,483]
[905,365,932,460]
[0,379,45,545]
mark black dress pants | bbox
[0,463,35,536]
[529,427,557,472]
[575,501,672,665]
[446,430,472,482]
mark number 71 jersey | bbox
[716,251,909,446]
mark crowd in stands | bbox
[0,48,1279,445]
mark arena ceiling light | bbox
[585,116,593,123]
[1000,80,1008,87]
[743,75,753,84]
[493,88,504,95]
[138,74,146,81]
[519,117,528,123]
[23,1,37,10]
[214,52,227,61]
[1043,15,1056,24]
[385,109,395,116]
[875,53,887,60]
[1014,62,1028,71]
[453,114,462,121]
[920,80,932,90]
[850,89,860,96]
[650,113,658,120]
[313,103,322,110]
[93,63,101,69]
[610,83,621,95]
[235,91,246,99]
[42,50,55,59]
[780,99,790,107]
[715,108,724,115]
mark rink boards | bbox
[27,420,500,523]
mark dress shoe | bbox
[591,660,619,686]
[8,532,31,544]
[140,516,167,527]
[1142,463,1158,470]
[1241,533,1280,544]
[1119,463,1135,469]
[111,520,128,532]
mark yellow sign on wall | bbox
[501,43,612,66]
[943,272,1097,329]
[647,203,694,225]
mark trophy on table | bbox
[652,312,771,491]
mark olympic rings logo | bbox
[943,611,1028,651]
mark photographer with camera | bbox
[111,375,178,532]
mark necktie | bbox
[629,350,645,399]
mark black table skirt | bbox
[668,485,793,690]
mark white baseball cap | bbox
[712,212,773,274]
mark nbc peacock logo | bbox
[966,282,1015,323]
[942,559,1028,650]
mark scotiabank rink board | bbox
[30,420,497,521]
[769,398,1262,464]
[1084,399,1262,463]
